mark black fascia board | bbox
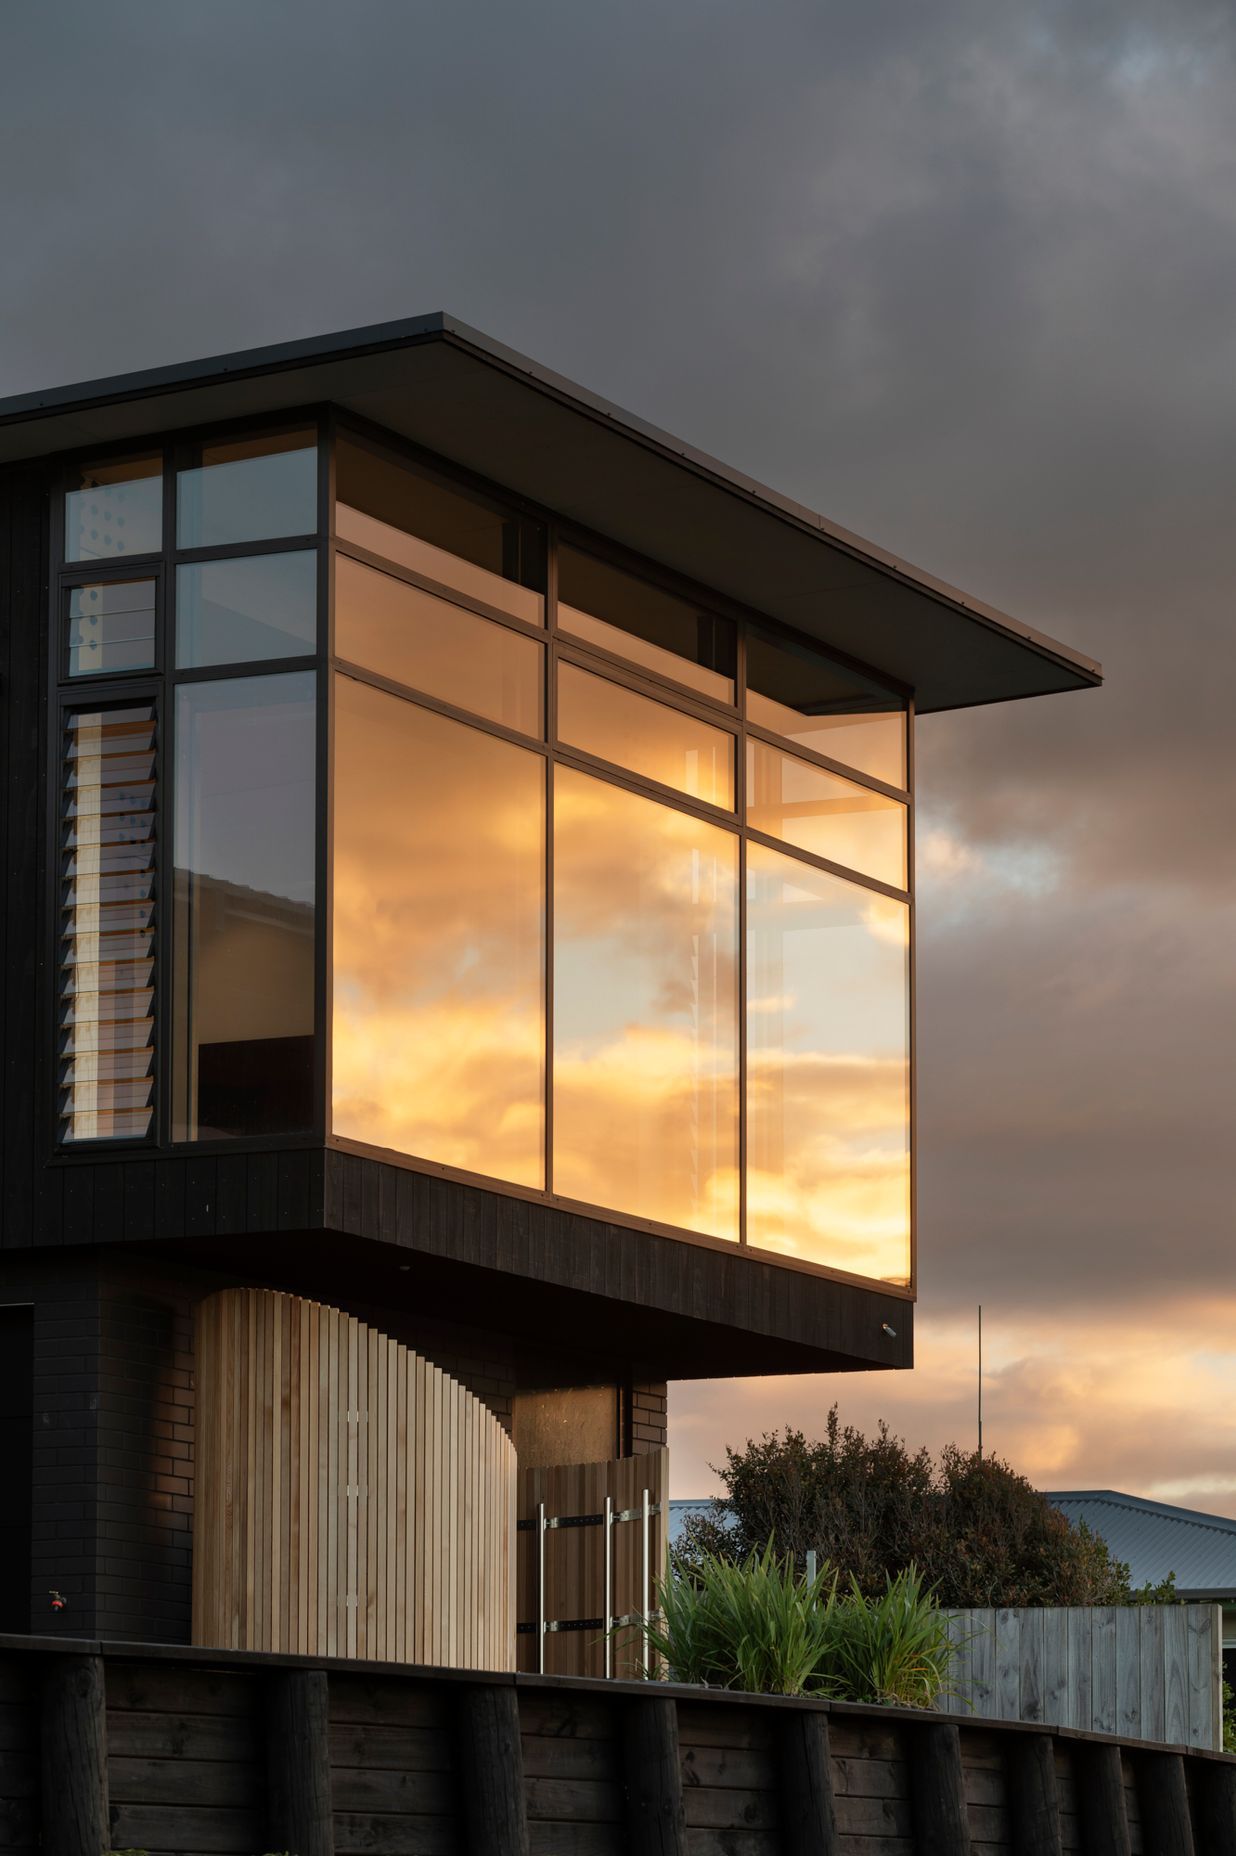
[0,312,1102,713]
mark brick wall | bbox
[628,1380,669,1454]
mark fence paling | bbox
[934,1604,1222,1751]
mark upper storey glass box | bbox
[51,417,913,1291]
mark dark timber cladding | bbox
[9,1149,911,1376]
[1,1637,1231,1856]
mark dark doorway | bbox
[0,1308,33,1633]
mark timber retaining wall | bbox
[1,1634,1234,1855]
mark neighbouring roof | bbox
[0,313,1102,714]
[1047,1491,1236,1602]
[669,1499,726,1544]
[671,1489,1236,1600]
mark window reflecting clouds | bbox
[747,843,910,1284]
[336,554,543,736]
[336,433,545,624]
[325,425,912,1287]
[558,662,734,808]
[747,628,906,788]
[332,676,545,1187]
[747,740,907,889]
[553,766,739,1238]
[558,545,735,702]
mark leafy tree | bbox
[676,1409,1136,1608]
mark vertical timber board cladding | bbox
[517,1450,669,1678]
[193,1288,517,1670]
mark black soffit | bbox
[0,311,1101,714]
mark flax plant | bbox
[642,1541,841,1696]
[636,1543,955,1707]
[828,1567,956,1708]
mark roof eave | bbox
[0,314,1103,714]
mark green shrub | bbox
[639,1541,955,1706]
[678,1411,1135,1607]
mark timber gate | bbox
[517,1449,669,1677]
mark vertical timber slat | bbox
[1193,1758,1236,1850]
[40,1653,108,1856]
[268,1667,334,1856]
[1009,1731,1063,1856]
[910,1720,972,1855]
[779,1708,839,1855]
[1137,1751,1195,1856]
[623,1692,687,1856]
[1078,1742,1132,1856]
[457,1683,529,1856]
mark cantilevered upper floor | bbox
[0,315,1100,1378]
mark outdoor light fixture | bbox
[881,1322,897,1338]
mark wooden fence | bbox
[194,1288,517,1670]
[4,1634,1236,1856]
[940,1605,1224,1751]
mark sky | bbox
[3,2,1234,1511]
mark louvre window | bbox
[60,705,157,1142]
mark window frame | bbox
[46,408,332,1164]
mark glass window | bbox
[176,551,317,668]
[332,676,545,1187]
[553,765,739,1238]
[558,545,735,703]
[557,661,734,808]
[747,740,907,889]
[177,429,317,550]
[60,706,157,1141]
[747,843,909,1283]
[173,672,316,1140]
[335,554,542,736]
[747,629,906,788]
[65,455,162,562]
[66,579,156,678]
[336,434,544,624]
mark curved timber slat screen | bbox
[193,1288,517,1669]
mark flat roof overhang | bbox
[0,313,1100,713]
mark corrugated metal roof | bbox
[1046,1491,1236,1600]
[669,1499,722,1544]
[671,1489,1236,1597]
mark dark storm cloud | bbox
[2,0,1233,1488]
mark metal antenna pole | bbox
[978,1305,983,1461]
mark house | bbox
[1050,1490,1236,1684]
[0,314,1100,1669]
